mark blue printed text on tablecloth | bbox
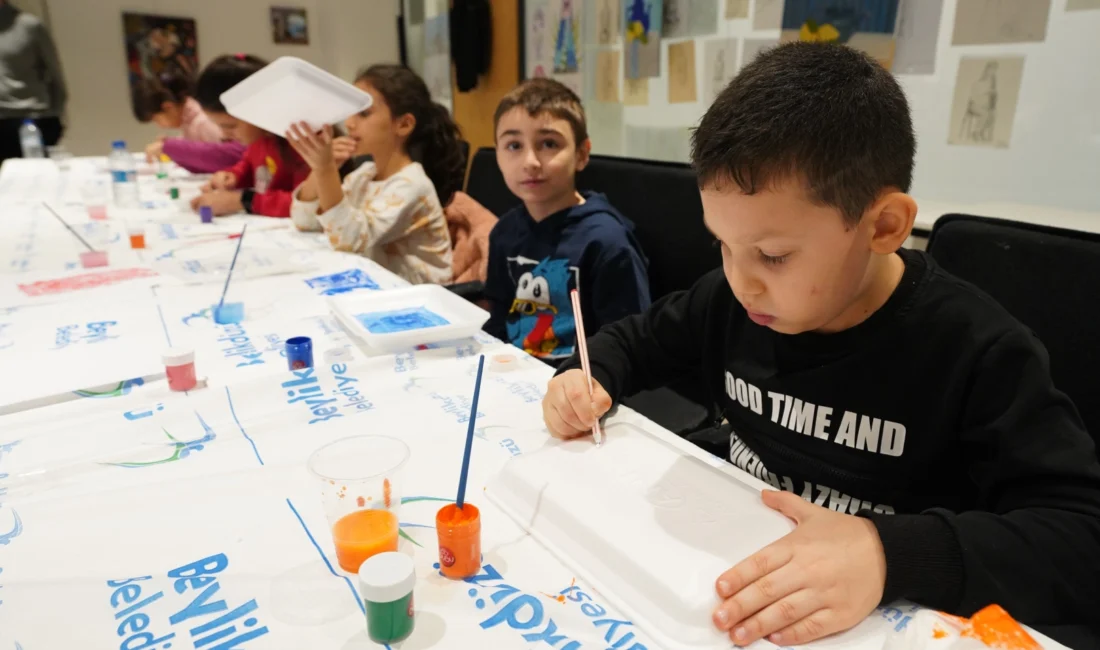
[305,268,379,295]
[104,552,269,650]
[355,307,449,334]
[52,320,119,350]
[428,391,486,425]
[442,563,650,650]
[283,363,374,426]
[217,323,265,368]
[556,580,650,649]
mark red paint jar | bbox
[162,348,197,392]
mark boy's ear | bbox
[575,137,592,171]
[867,190,917,254]
[161,101,176,114]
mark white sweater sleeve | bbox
[315,165,432,255]
[289,183,322,232]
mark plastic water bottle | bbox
[18,119,44,158]
[109,140,140,208]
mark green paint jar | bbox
[358,551,416,644]
[169,187,179,199]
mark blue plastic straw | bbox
[215,224,247,312]
[456,355,485,509]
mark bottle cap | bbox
[358,552,416,603]
[162,347,195,366]
[112,140,126,149]
[22,119,33,126]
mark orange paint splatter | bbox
[357,496,366,507]
[932,627,948,639]
[383,478,392,509]
[960,605,1040,650]
[540,592,567,603]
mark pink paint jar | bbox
[162,348,197,392]
[87,205,108,221]
[79,250,109,268]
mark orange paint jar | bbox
[436,503,480,579]
[332,509,399,573]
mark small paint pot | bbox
[323,347,353,365]
[169,187,180,200]
[286,336,314,370]
[79,250,109,268]
[128,227,146,250]
[86,205,108,221]
[200,206,214,223]
[162,348,197,392]
[435,502,481,580]
[358,551,415,644]
[489,353,518,372]
[212,302,245,325]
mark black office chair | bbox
[926,214,1100,443]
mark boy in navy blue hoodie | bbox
[483,78,651,362]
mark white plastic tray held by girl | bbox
[486,421,796,649]
[220,56,373,136]
[328,283,490,354]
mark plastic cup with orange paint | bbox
[308,435,409,573]
[436,502,481,579]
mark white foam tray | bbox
[328,284,490,355]
[220,57,372,136]
[486,422,795,650]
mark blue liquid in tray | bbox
[355,306,450,334]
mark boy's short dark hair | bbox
[493,78,588,145]
[195,54,268,113]
[691,42,915,225]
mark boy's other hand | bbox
[543,369,612,439]
[712,490,886,647]
[287,122,338,171]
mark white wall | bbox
[44,0,400,155]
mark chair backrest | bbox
[464,147,520,217]
[577,154,720,299]
[926,214,1100,440]
[463,147,721,300]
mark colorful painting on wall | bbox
[271,6,309,45]
[122,13,198,120]
[624,0,663,79]
[779,0,899,69]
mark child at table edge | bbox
[288,64,463,285]
[544,43,1100,648]
[190,54,308,218]
[483,78,651,362]
[132,73,246,174]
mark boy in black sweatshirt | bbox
[545,43,1100,647]
[483,78,651,362]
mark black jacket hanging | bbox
[450,0,492,92]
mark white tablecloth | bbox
[0,158,1067,650]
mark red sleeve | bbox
[249,190,293,218]
[224,142,256,188]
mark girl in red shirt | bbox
[189,54,315,218]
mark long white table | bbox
[0,158,1068,650]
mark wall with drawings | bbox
[522,0,1100,212]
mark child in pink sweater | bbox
[133,75,245,174]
